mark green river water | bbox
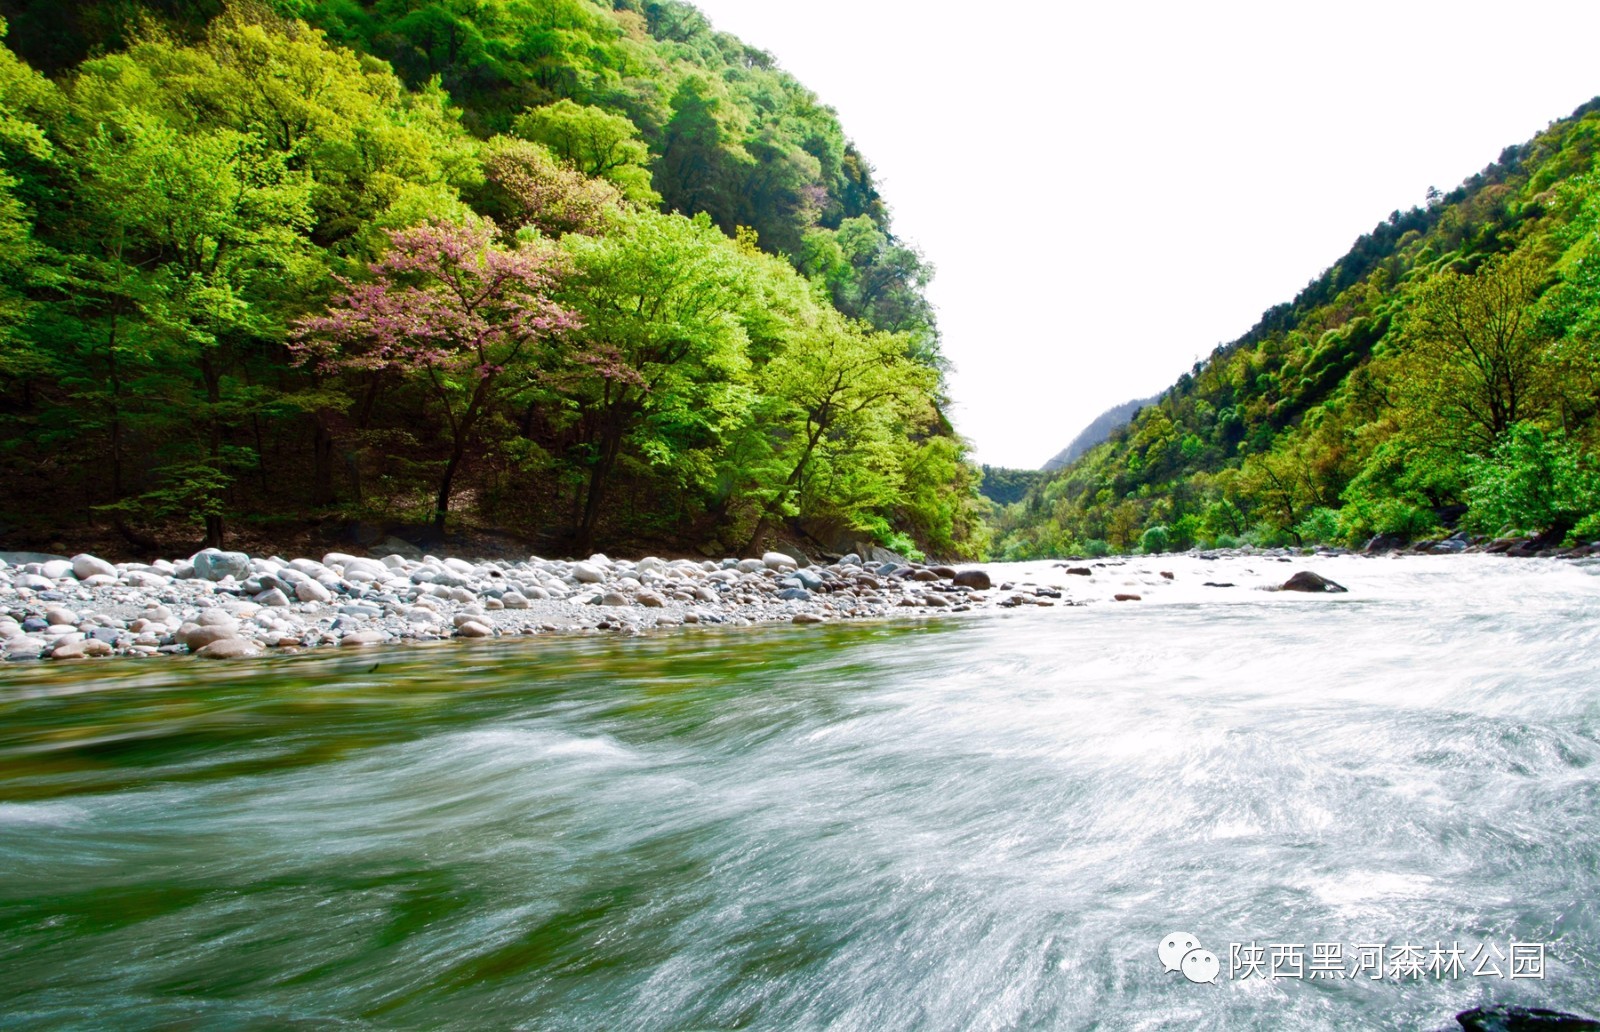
[3,556,1599,1030]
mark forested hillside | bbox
[996,99,1600,558]
[0,0,986,558]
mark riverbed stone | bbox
[952,569,992,590]
[71,554,117,580]
[255,588,291,607]
[181,624,238,651]
[456,620,493,638]
[52,638,113,659]
[572,561,606,583]
[192,549,252,582]
[340,629,387,647]
[195,638,262,660]
[296,579,332,603]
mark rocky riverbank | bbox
[5,541,1590,663]
[0,548,1016,662]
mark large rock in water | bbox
[1450,1005,1600,1031]
[1279,570,1347,593]
[952,569,992,590]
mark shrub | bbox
[1464,423,1600,537]
[1335,495,1440,545]
[1294,507,1342,544]
[1140,525,1170,554]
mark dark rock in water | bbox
[1279,571,1347,593]
[952,569,992,590]
[1202,582,1236,588]
[1364,533,1407,554]
[1064,567,1093,577]
[1454,1004,1600,1031]
[1159,571,1174,580]
[1113,593,1141,602]
[930,566,958,579]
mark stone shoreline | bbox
[2,540,1586,663]
[0,548,1014,663]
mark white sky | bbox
[685,0,1600,468]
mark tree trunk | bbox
[312,417,335,507]
[201,351,226,549]
[432,438,467,536]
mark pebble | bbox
[297,580,333,603]
[1,547,1037,664]
[72,554,117,579]
[51,639,113,659]
[195,638,262,659]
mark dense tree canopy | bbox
[0,5,986,558]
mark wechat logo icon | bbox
[1159,931,1220,984]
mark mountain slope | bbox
[995,98,1600,558]
[1041,394,1159,471]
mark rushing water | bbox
[2,554,1599,1031]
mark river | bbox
[2,554,1598,1030]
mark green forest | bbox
[0,0,987,559]
[997,99,1600,559]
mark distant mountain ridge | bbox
[1041,395,1159,471]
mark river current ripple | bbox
[1,554,1598,1030]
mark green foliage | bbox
[1463,423,1600,536]
[0,4,983,557]
[1293,506,1342,544]
[1139,524,1169,554]
[978,465,1043,506]
[996,97,1600,557]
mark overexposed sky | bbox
[686,0,1600,468]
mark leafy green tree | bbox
[512,98,657,204]
[1400,249,1554,451]
[742,313,931,551]
[1464,423,1600,537]
[555,208,754,550]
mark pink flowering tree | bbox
[294,219,579,532]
